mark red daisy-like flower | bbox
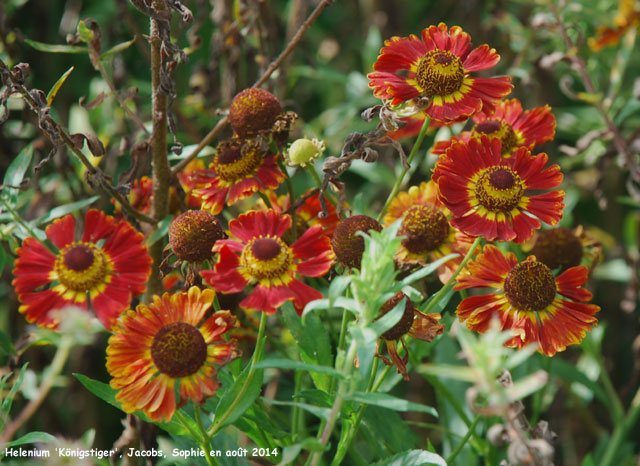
[368,23,512,122]
[454,245,599,356]
[259,190,341,239]
[201,210,334,314]
[12,209,152,330]
[192,139,285,215]
[432,99,556,156]
[433,136,565,243]
[106,287,238,422]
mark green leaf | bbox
[262,398,331,420]
[399,253,459,287]
[24,38,89,54]
[278,438,327,466]
[147,215,172,247]
[73,374,190,436]
[100,36,138,60]
[417,363,477,383]
[293,389,333,408]
[46,66,74,106]
[0,329,16,356]
[213,352,264,430]
[370,449,447,466]
[255,359,345,379]
[420,287,455,314]
[2,143,33,207]
[281,304,333,391]
[5,431,57,448]
[345,392,437,418]
[2,363,28,415]
[32,196,100,226]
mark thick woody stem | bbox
[148,0,170,296]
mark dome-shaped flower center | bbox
[504,261,556,312]
[472,119,518,154]
[399,205,450,254]
[416,50,465,96]
[212,143,262,182]
[54,242,112,292]
[151,322,207,378]
[531,228,583,270]
[241,236,291,280]
[377,292,415,341]
[474,166,524,212]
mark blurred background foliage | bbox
[0,0,639,465]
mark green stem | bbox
[329,307,350,394]
[291,356,303,441]
[0,336,73,447]
[423,236,481,316]
[305,164,323,188]
[377,116,430,222]
[599,388,640,466]
[446,416,480,464]
[277,158,297,239]
[597,355,625,424]
[175,410,217,466]
[258,191,274,209]
[208,312,268,437]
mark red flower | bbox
[368,23,512,123]
[454,245,599,356]
[433,136,565,243]
[12,210,152,329]
[201,210,334,314]
[432,99,556,156]
[192,139,285,215]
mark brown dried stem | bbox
[0,58,156,225]
[550,2,640,185]
[170,0,335,176]
[147,0,170,296]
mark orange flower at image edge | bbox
[201,210,334,314]
[12,209,151,330]
[454,245,599,356]
[368,23,512,122]
[106,287,238,422]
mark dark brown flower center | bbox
[531,228,583,270]
[331,215,383,269]
[472,119,518,154]
[151,322,207,378]
[504,261,556,312]
[251,238,282,261]
[241,236,291,280]
[400,205,450,254]
[212,141,262,182]
[54,242,111,292]
[416,50,465,96]
[377,292,415,341]
[475,166,524,212]
[63,245,95,271]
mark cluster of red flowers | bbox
[10,21,602,421]
[368,22,600,359]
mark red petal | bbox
[46,214,76,249]
[556,266,593,301]
[463,44,500,72]
[229,210,291,243]
[240,284,293,314]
